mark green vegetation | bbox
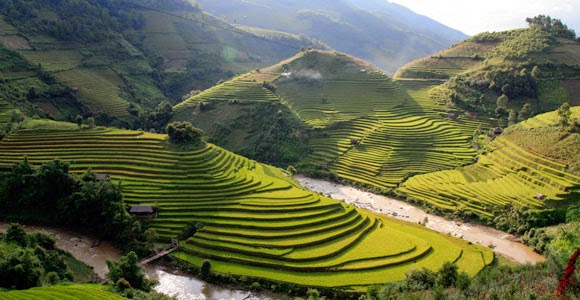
[0,119,492,290]
[0,157,150,255]
[0,224,73,289]
[175,50,493,189]
[396,16,580,120]
[351,221,580,300]
[106,252,152,291]
[0,0,318,126]
[0,284,130,300]
[398,106,580,217]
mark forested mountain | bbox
[0,0,321,127]
[194,0,468,73]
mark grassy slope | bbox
[0,1,317,120]
[174,50,494,190]
[398,107,580,216]
[0,284,128,300]
[0,119,491,289]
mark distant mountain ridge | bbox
[194,0,468,73]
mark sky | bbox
[388,0,580,36]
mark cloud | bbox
[293,69,323,81]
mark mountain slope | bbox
[395,25,580,120]
[398,106,580,217]
[0,119,492,289]
[173,50,494,188]
[0,0,320,124]
[194,0,468,73]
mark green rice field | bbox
[0,284,128,300]
[176,51,496,191]
[0,120,492,289]
[398,107,580,216]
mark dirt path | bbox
[295,175,545,265]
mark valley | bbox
[0,1,579,299]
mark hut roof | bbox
[95,173,110,181]
[129,206,155,214]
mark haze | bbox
[389,0,580,35]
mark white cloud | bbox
[388,0,580,36]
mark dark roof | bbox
[129,206,155,214]
[494,127,503,134]
[95,173,110,180]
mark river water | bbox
[294,175,545,265]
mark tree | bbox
[558,102,572,128]
[495,94,509,116]
[75,115,83,127]
[0,248,43,289]
[106,251,150,291]
[404,268,436,290]
[166,121,204,144]
[87,117,95,129]
[526,15,576,39]
[200,259,211,279]
[519,103,533,121]
[508,109,518,126]
[531,66,541,79]
[437,261,459,288]
[6,224,28,247]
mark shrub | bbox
[436,261,458,288]
[200,260,211,279]
[404,268,436,291]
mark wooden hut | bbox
[129,206,156,218]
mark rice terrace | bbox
[0,1,579,299]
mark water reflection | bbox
[147,265,275,300]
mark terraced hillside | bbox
[0,120,492,289]
[398,107,580,216]
[0,99,14,126]
[175,51,494,190]
[0,284,128,300]
[395,27,580,117]
[0,1,320,121]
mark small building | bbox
[95,173,110,181]
[129,205,156,218]
[466,112,479,119]
[446,112,459,121]
[493,127,503,135]
[537,193,546,200]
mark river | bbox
[294,175,545,265]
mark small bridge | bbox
[139,239,180,265]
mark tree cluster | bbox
[485,66,539,99]
[0,224,73,290]
[166,121,204,144]
[144,101,173,132]
[526,15,577,39]
[106,251,151,291]
[0,159,148,253]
